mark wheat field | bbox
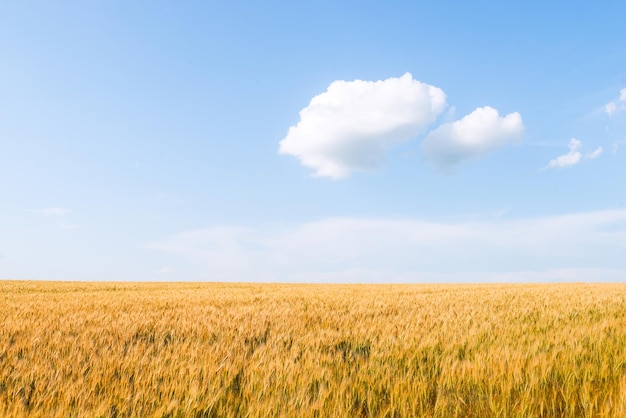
[1,281,625,417]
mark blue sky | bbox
[1,1,625,282]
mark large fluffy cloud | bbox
[279,73,447,179]
[421,106,523,167]
[149,209,626,282]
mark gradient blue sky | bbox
[1,1,625,282]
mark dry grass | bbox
[1,281,625,417]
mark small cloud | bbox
[543,138,602,170]
[605,102,617,116]
[421,106,524,168]
[31,207,70,216]
[279,72,447,179]
[157,266,175,275]
[585,146,603,160]
[545,138,582,169]
[605,88,626,117]
[60,223,80,230]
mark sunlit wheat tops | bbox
[1,282,626,417]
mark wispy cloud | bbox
[31,207,70,216]
[149,209,626,282]
[585,146,603,160]
[59,223,80,230]
[612,139,626,155]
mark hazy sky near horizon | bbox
[1,1,625,282]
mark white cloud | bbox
[157,266,175,275]
[544,139,604,169]
[421,106,524,167]
[585,146,603,160]
[605,102,617,116]
[278,73,447,179]
[31,207,70,216]
[149,209,626,282]
[545,138,582,169]
[59,223,80,230]
[604,88,626,116]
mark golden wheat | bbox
[1,281,625,417]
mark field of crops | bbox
[1,281,625,417]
